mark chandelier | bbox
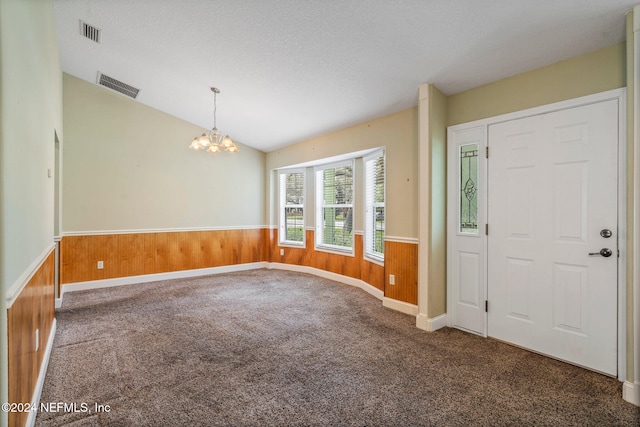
[189,87,238,153]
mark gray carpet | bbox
[36,269,639,426]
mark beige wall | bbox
[427,85,448,317]
[63,74,266,232]
[447,43,626,126]
[266,108,419,239]
[0,0,62,423]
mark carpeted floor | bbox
[36,269,639,426]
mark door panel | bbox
[448,126,486,335]
[488,100,618,375]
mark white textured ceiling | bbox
[53,0,636,152]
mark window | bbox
[279,169,305,245]
[459,143,478,234]
[315,161,354,253]
[364,149,385,260]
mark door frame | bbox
[446,88,627,380]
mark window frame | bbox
[363,149,386,262]
[278,168,306,247]
[315,159,355,255]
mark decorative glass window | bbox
[315,161,354,252]
[279,169,305,245]
[364,149,385,260]
[460,144,478,234]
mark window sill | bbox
[314,245,355,258]
[279,241,305,248]
[364,254,384,266]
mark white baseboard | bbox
[416,313,429,331]
[26,318,56,427]
[58,260,417,319]
[416,312,447,332]
[382,297,418,316]
[622,381,640,406]
[270,262,423,317]
[268,262,384,301]
[58,262,268,303]
[426,313,447,331]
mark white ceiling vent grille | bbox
[97,73,140,99]
[80,20,101,43]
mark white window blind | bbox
[279,169,305,245]
[315,161,354,252]
[364,149,385,260]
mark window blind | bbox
[364,149,385,260]
[279,170,305,244]
[315,161,354,251]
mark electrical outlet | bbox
[97,260,104,269]
[35,328,39,351]
[389,274,395,285]
[280,249,284,256]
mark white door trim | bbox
[628,4,640,406]
[447,88,627,381]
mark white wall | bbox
[0,0,63,423]
[63,74,266,232]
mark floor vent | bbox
[80,20,101,43]
[97,73,140,99]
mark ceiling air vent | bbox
[80,20,101,43]
[97,73,140,99]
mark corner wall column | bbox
[416,83,431,330]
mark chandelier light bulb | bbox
[198,134,210,147]
[220,135,233,149]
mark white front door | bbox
[487,99,619,375]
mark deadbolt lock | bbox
[600,229,613,238]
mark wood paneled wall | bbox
[269,229,417,304]
[7,250,56,427]
[269,230,366,281]
[384,240,418,304]
[60,228,417,305]
[60,229,268,284]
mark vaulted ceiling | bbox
[53,1,636,152]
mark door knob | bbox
[589,248,613,257]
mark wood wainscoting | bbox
[269,229,417,304]
[60,229,269,285]
[384,240,418,305]
[7,250,56,427]
[60,228,417,305]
